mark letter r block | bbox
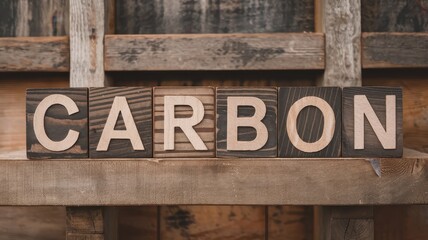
[278,87,341,157]
[153,87,215,157]
[89,87,152,158]
[216,87,277,157]
[26,88,88,159]
[342,87,403,157]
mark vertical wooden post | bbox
[315,0,373,239]
[67,0,117,240]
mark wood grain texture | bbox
[26,88,88,159]
[331,219,374,240]
[278,87,341,157]
[117,207,157,240]
[115,0,314,34]
[0,37,69,72]
[66,207,117,240]
[268,206,313,240]
[362,0,428,32]
[89,87,152,158]
[153,87,215,157]
[0,0,68,37]
[342,87,403,157]
[104,33,325,71]
[0,150,426,205]
[362,33,428,68]
[319,0,361,86]
[216,87,277,157]
[70,0,106,87]
[160,206,265,240]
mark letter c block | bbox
[26,88,88,159]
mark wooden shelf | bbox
[0,37,69,72]
[0,149,426,206]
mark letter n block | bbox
[153,87,215,157]
[342,87,403,157]
[89,87,152,158]
[26,88,88,159]
[216,87,277,157]
[278,87,341,157]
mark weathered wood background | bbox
[0,0,428,239]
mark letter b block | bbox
[26,89,88,159]
[278,87,341,157]
[153,87,215,157]
[216,88,277,157]
[342,87,403,157]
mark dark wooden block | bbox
[278,87,341,157]
[153,87,215,157]
[342,87,403,157]
[26,88,88,159]
[89,87,152,158]
[216,87,277,157]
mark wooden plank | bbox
[362,33,428,68]
[117,207,157,240]
[268,206,313,240]
[159,206,265,239]
[0,151,426,205]
[104,33,325,71]
[278,87,341,157]
[318,0,361,86]
[361,0,428,32]
[70,0,106,87]
[216,87,277,158]
[331,219,374,240]
[115,0,314,34]
[0,0,68,37]
[0,37,69,72]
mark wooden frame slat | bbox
[362,32,428,68]
[104,33,325,71]
[0,37,69,72]
[0,151,426,206]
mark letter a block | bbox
[89,87,152,158]
[26,88,88,159]
[278,87,341,157]
[153,87,215,157]
[342,87,403,157]
[216,88,277,157]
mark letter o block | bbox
[153,87,215,157]
[278,87,341,157]
[216,88,277,157]
[26,88,88,159]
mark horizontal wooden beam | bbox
[0,37,69,72]
[104,33,325,71]
[0,150,426,206]
[362,33,428,68]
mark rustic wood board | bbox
[89,87,153,158]
[216,87,277,157]
[342,87,403,157]
[115,0,314,34]
[153,87,215,157]
[104,33,325,71]
[0,153,426,205]
[26,88,88,159]
[278,87,341,157]
[117,207,157,240]
[362,33,428,68]
[268,206,313,240]
[361,0,428,32]
[0,37,69,72]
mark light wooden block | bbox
[153,87,215,157]
[278,87,341,157]
[26,88,88,159]
[89,87,152,158]
[216,87,277,157]
[342,87,403,157]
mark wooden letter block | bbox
[342,87,403,157]
[89,87,152,158]
[216,88,277,157]
[278,87,341,157]
[153,87,215,157]
[26,88,88,159]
